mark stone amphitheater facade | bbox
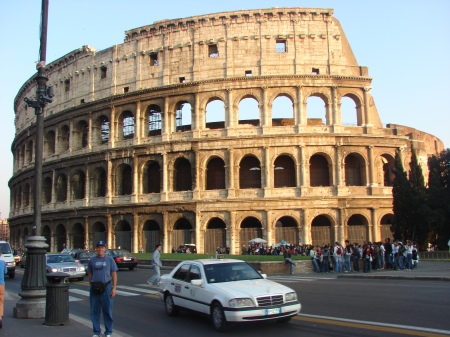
[9,8,444,254]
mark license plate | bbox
[265,308,282,315]
[124,257,131,261]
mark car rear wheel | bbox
[164,293,180,316]
[8,272,15,279]
[211,302,228,332]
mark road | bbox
[9,267,450,337]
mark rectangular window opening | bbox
[276,40,286,53]
[179,77,186,83]
[245,70,252,76]
[312,68,320,75]
[80,99,85,104]
[64,80,70,92]
[100,66,107,79]
[124,87,129,93]
[150,53,158,66]
[208,44,219,57]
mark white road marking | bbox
[118,285,158,294]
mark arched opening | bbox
[174,158,192,191]
[24,183,30,207]
[311,215,333,246]
[55,224,67,252]
[239,156,261,189]
[306,95,327,125]
[56,174,68,202]
[380,214,394,241]
[176,101,192,132]
[204,218,226,254]
[71,170,86,200]
[271,95,294,126]
[143,161,161,193]
[116,164,132,195]
[274,155,296,187]
[42,177,52,204]
[147,104,162,136]
[205,99,225,129]
[381,154,395,186]
[340,96,359,126]
[59,125,70,152]
[172,218,194,250]
[238,97,259,126]
[346,214,369,243]
[74,120,89,149]
[42,225,52,252]
[239,217,262,246]
[27,140,33,163]
[115,220,132,251]
[206,157,225,190]
[345,153,366,186]
[143,220,161,253]
[72,223,85,249]
[92,222,106,245]
[91,167,107,197]
[120,110,135,139]
[44,130,56,156]
[310,154,331,186]
[92,115,109,145]
[275,216,298,244]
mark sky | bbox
[0,0,449,221]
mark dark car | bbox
[72,250,96,272]
[106,249,138,270]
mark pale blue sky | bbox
[1,0,449,220]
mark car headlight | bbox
[229,298,255,307]
[6,262,14,267]
[51,268,59,273]
[285,292,297,302]
[77,267,85,272]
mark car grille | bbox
[256,295,284,307]
[62,267,76,272]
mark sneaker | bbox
[147,280,153,286]
[106,335,112,337]
[92,334,101,337]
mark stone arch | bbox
[146,104,162,136]
[142,160,161,193]
[73,120,89,149]
[380,153,395,186]
[239,216,263,246]
[42,225,52,252]
[238,95,260,126]
[344,153,367,186]
[306,92,330,125]
[72,222,85,249]
[92,115,109,145]
[90,167,107,197]
[271,94,294,124]
[309,153,332,186]
[118,110,135,139]
[55,224,67,251]
[44,130,56,156]
[239,155,261,189]
[174,157,192,191]
[91,221,106,246]
[143,220,162,253]
[274,154,296,187]
[71,170,86,200]
[175,101,192,132]
[58,125,70,153]
[205,97,225,129]
[42,176,52,204]
[115,163,133,195]
[275,216,298,244]
[311,214,334,246]
[26,139,33,163]
[172,218,195,249]
[56,173,68,202]
[204,217,226,254]
[24,183,30,207]
[346,214,369,244]
[206,156,226,190]
[340,93,363,126]
[115,220,132,250]
[380,213,394,241]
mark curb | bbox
[337,275,450,281]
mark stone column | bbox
[162,97,170,141]
[84,216,89,249]
[107,158,113,204]
[107,214,113,248]
[110,106,116,148]
[263,146,271,189]
[135,101,142,142]
[133,213,139,253]
[261,87,270,128]
[336,208,345,244]
[368,145,376,187]
[160,152,169,201]
[192,93,201,137]
[331,86,340,125]
[195,211,203,254]
[132,153,139,203]
[229,211,237,254]
[298,145,306,187]
[334,145,342,187]
[296,86,306,129]
[363,86,371,126]
[370,208,378,242]
[227,148,235,198]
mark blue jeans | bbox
[285,258,296,273]
[334,256,342,273]
[148,265,161,285]
[90,283,114,336]
[343,255,351,271]
[311,258,321,272]
[351,255,360,271]
[405,253,412,269]
[364,257,372,273]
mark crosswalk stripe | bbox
[115,289,139,296]
[70,289,90,296]
[118,285,158,294]
[69,295,83,302]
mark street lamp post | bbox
[14,0,53,318]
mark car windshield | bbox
[47,255,76,264]
[79,252,96,258]
[0,243,11,254]
[204,262,262,284]
[109,250,131,256]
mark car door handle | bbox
[184,286,189,289]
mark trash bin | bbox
[45,272,70,325]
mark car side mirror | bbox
[261,274,267,279]
[191,279,202,286]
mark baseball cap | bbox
[96,241,107,247]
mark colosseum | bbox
[9,7,444,254]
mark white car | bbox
[158,259,301,331]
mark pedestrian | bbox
[0,251,8,328]
[147,243,162,287]
[283,246,296,274]
[351,242,361,272]
[87,241,118,337]
[333,242,343,273]
[343,240,352,272]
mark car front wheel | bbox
[211,302,228,332]
[164,293,180,316]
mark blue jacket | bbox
[0,260,7,285]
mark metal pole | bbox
[14,0,51,319]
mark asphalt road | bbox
[9,267,450,337]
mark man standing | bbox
[333,242,343,273]
[87,241,118,337]
[283,247,296,275]
[147,244,162,287]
